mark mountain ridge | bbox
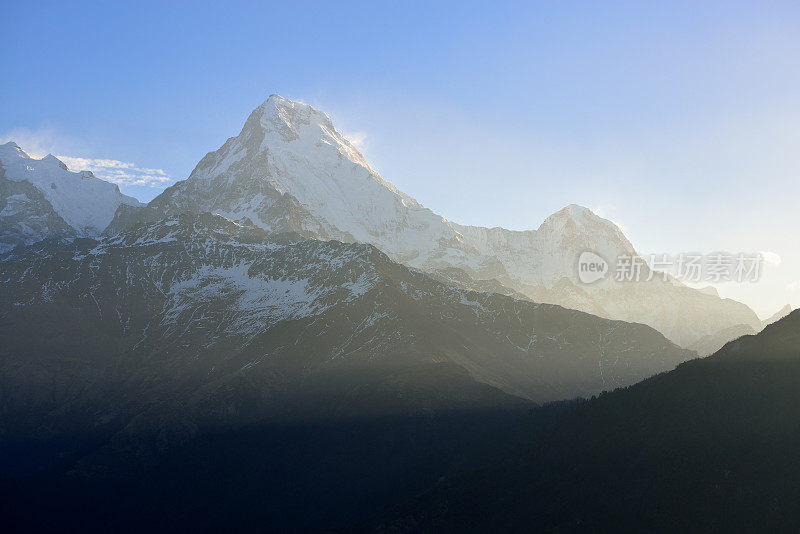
[0,96,765,347]
[144,95,762,346]
[0,210,698,528]
[0,212,693,406]
[0,142,141,252]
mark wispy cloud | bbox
[343,131,368,152]
[592,204,628,235]
[57,156,172,187]
[1,128,173,188]
[760,251,782,266]
[0,127,64,156]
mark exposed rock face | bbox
[101,204,164,236]
[0,213,693,411]
[0,164,75,252]
[147,95,761,346]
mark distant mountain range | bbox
[0,142,140,252]
[1,97,764,347]
[764,303,793,328]
[127,96,763,346]
[687,303,793,356]
[0,212,691,425]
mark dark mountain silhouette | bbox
[374,310,800,532]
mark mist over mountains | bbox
[373,309,800,532]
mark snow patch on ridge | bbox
[163,261,378,335]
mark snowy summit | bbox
[0,141,141,250]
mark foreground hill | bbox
[0,213,691,530]
[376,310,800,532]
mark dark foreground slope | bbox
[0,213,690,532]
[375,310,800,533]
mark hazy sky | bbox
[1,1,798,317]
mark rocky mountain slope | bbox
[0,142,141,252]
[0,214,692,418]
[145,95,761,346]
[0,213,693,530]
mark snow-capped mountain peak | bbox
[250,94,404,195]
[533,204,636,268]
[540,204,607,230]
[0,141,142,250]
[152,94,443,259]
[147,95,762,347]
[41,153,69,170]
[539,204,629,245]
[257,94,337,136]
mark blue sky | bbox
[1,1,799,316]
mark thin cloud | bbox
[1,127,65,156]
[592,204,628,235]
[343,131,368,152]
[1,128,173,188]
[58,156,172,188]
[759,251,782,266]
